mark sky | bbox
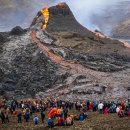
[0,0,127,32]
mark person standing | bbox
[64,108,68,119]
[4,111,9,123]
[1,111,5,124]
[24,110,30,122]
[98,102,104,114]
[93,101,97,112]
[17,110,22,123]
[40,110,45,123]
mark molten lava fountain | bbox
[40,7,49,29]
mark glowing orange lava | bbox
[40,7,49,29]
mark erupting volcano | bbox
[0,3,130,101]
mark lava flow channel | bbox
[31,31,62,64]
[31,30,98,81]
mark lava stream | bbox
[31,31,98,81]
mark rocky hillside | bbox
[0,28,67,98]
[0,3,130,100]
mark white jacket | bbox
[98,103,104,110]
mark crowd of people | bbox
[0,97,130,127]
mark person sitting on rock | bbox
[79,112,85,121]
[48,117,54,128]
[66,115,73,126]
[118,110,125,118]
[57,115,65,126]
[82,106,88,118]
[33,115,39,125]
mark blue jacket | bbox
[48,118,54,126]
[33,117,39,124]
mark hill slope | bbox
[0,3,130,100]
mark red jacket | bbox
[57,117,64,125]
[0,104,2,109]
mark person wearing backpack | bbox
[48,117,54,128]
[79,112,85,121]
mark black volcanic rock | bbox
[10,26,26,35]
[0,32,8,44]
[46,3,94,38]
[0,68,4,81]
[0,34,4,43]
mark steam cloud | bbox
[61,0,120,30]
[0,0,127,33]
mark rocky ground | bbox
[0,27,68,98]
[0,3,130,101]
